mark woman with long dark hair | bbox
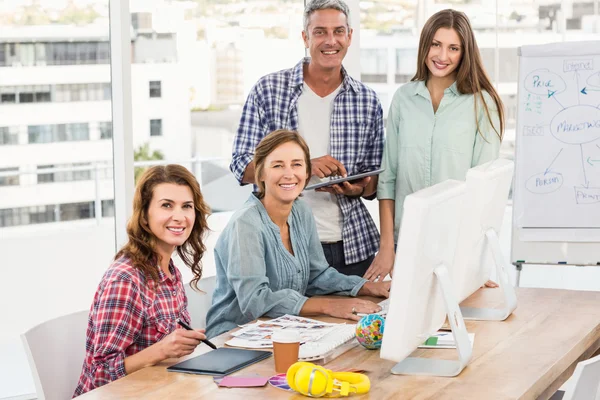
[366,9,504,282]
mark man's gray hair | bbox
[303,0,351,34]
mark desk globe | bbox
[355,314,385,350]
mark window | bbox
[28,123,90,144]
[102,199,115,218]
[29,205,55,224]
[396,49,418,84]
[132,12,153,30]
[0,4,115,397]
[149,81,161,98]
[103,83,112,100]
[35,91,51,102]
[0,207,28,227]
[1,93,16,103]
[28,125,53,144]
[60,201,94,221]
[150,119,162,136]
[70,123,90,141]
[18,92,34,103]
[38,163,93,183]
[1,86,16,103]
[360,49,388,83]
[37,165,55,183]
[0,126,19,145]
[99,121,113,139]
[0,167,19,186]
[71,163,92,182]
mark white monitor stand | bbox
[391,264,472,377]
[460,229,517,321]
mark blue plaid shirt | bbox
[230,58,384,264]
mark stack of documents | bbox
[225,315,342,349]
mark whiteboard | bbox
[512,41,600,265]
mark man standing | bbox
[230,0,384,277]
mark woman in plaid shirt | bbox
[73,165,210,397]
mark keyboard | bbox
[299,324,358,365]
[357,298,390,317]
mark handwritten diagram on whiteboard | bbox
[515,44,600,229]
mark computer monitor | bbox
[453,158,517,320]
[380,179,472,377]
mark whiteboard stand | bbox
[461,229,517,321]
[512,41,600,279]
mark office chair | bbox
[551,353,600,400]
[184,275,216,329]
[21,310,88,400]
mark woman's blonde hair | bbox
[253,130,312,199]
[412,9,504,141]
[115,165,210,290]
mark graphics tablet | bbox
[167,348,272,376]
[304,168,385,191]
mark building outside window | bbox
[149,80,161,97]
[150,118,162,136]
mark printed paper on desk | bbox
[226,314,339,349]
[417,331,475,349]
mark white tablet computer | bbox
[304,168,385,191]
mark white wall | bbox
[0,221,115,398]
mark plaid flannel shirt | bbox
[73,256,190,397]
[230,58,384,264]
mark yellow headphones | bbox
[286,362,370,397]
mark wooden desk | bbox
[78,288,600,400]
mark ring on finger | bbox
[351,307,357,314]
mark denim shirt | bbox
[205,194,367,339]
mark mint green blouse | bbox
[377,80,501,243]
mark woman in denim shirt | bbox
[206,130,390,338]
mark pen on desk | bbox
[176,319,218,350]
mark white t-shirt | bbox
[297,82,343,242]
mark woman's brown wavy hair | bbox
[115,165,210,291]
[412,9,504,141]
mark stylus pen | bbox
[176,319,218,350]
